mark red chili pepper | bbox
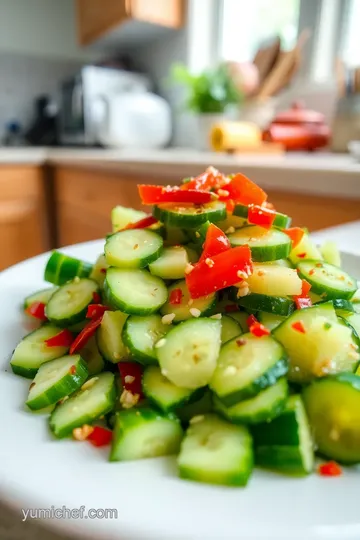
[294,296,312,310]
[70,317,103,355]
[247,205,276,229]
[25,301,48,321]
[246,314,258,328]
[225,304,239,313]
[186,245,253,299]
[87,426,113,447]
[118,362,144,398]
[318,461,342,477]
[283,227,304,249]
[180,168,226,191]
[138,184,215,205]
[92,292,101,303]
[249,322,270,337]
[86,304,110,319]
[69,365,77,375]
[169,288,182,305]
[224,199,235,213]
[292,321,306,333]
[225,173,267,206]
[301,280,312,295]
[199,223,230,262]
[297,252,307,259]
[45,329,74,348]
[121,215,158,231]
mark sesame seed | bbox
[124,375,135,384]
[225,226,235,234]
[190,415,205,424]
[210,313,222,319]
[162,313,175,325]
[155,338,167,348]
[185,263,194,275]
[190,308,201,318]
[205,258,215,268]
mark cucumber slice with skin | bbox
[10,324,71,378]
[227,311,249,332]
[178,414,253,487]
[210,333,288,407]
[316,298,355,316]
[110,407,183,461]
[288,232,322,264]
[221,314,242,344]
[228,226,291,262]
[156,318,222,390]
[78,336,105,375]
[247,264,302,296]
[89,254,108,287]
[214,377,288,425]
[148,246,198,280]
[45,278,99,327]
[105,268,168,315]
[26,354,88,411]
[342,312,360,339]
[233,204,291,229]
[105,229,163,269]
[257,311,286,331]
[44,251,92,286]
[186,221,211,244]
[319,240,341,267]
[162,226,189,246]
[160,280,216,323]
[111,206,147,232]
[23,287,57,309]
[122,314,169,365]
[231,289,295,316]
[153,201,227,228]
[50,372,116,438]
[175,390,213,426]
[273,303,359,383]
[297,260,357,300]
[143,366,198,412]
[252,395,314,475]
[97,310,130,363]
[216,215,247,233]
[303,374,360,464]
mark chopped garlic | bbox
[120,389,140,409]
[236,283,250,297]
[210,313,222,320]
[124,375,135,384]
[225,226,235,234]
[185,263,194,275]
[190,308,201,318]
[72,424,94,441]
[205,258,215,268]
[161,313,176,325]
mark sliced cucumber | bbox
[160,280,216,323]
[105,229,163,269]
[110,407,183,461]
[252,395,314,475]
[231,290,295,317]
[303,373,360,464]
[228,226,291,262]
[342,311,360,338]
[210,333,288,406]
[79,336,105,375]
[261,259,293,268]
[162,225,189,246]
[148,246,197,280]
[214,377,288,425]
[186,221,211,244]
[105,268,168,315]
[178,414,253,487]
[273,303,359,383]
[153,201,226,228]
[317,298,355,317]
[247,264,302,296]
[97,310,130,363]
[26,354,88,411]
[122,314,169,365]
[89,254,108,287]
[175,390,213,426]
[257,312,286,331]
[216,215,247,232]
[45,278,99,327]
[50,372,116,438]
[227,311,250,332]
[221,314,242,344]
[297,260,357,300]
[23,287,57,309]
[233,204,291,229]
[10,325,71,378]
[156,318,221,390]
[111,205,147,232]
[288,232,322,264]
[44,251,92,286]
[320,240,341,267]
[143,366,197,412]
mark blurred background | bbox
[1,0,360,271]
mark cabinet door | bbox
[0,167,48,270]
[76,0,130,45]
[130,0,184,28]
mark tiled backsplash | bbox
[0,52,81,139]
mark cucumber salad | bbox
[12,167,360,486]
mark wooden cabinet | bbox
[76,0,184,46]
[0,166,50,271]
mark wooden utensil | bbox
[253,37,281,86]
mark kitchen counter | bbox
[0,147,360,198]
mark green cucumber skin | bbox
[230,289,296,317]
[105,230,163,269]
[254,446,310,476]
[44,251,92,286]
[153,203,227,228]
[297,260,357,300]
[175,390,213,426]
[26,356,89,411]
[122,316,167,366]
[23,287,57,309]
[215,357,289,407]
[233,204,292,229]
[11,364,39,379]
[45,279,99,327]
[252,407,302,447]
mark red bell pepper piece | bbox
[123,215,158,231]
[186,245,253,299]
[318,461,342,477]
[138,184,215,205]
[118,362,144,398]
[25,301,47,321]
[86,304,110,320]
[247,205,276,229]
[180,168,227,191]
[87,426,113,447]
[284,227,304,249]
[246,314,258,328]
[294,296,312,310]
[301,279,312,295]
[199,224,230,262]
[70,317,103,355]
[226,173,267,206]
[45,329,74,348]
[92,292,101,304]
[169,288,183,305]
[291,320,306,334]
[249,321,270,337]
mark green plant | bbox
[171,63,243,114]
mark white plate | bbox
[1,241,360,540]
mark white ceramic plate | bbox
[1,241,360,540]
